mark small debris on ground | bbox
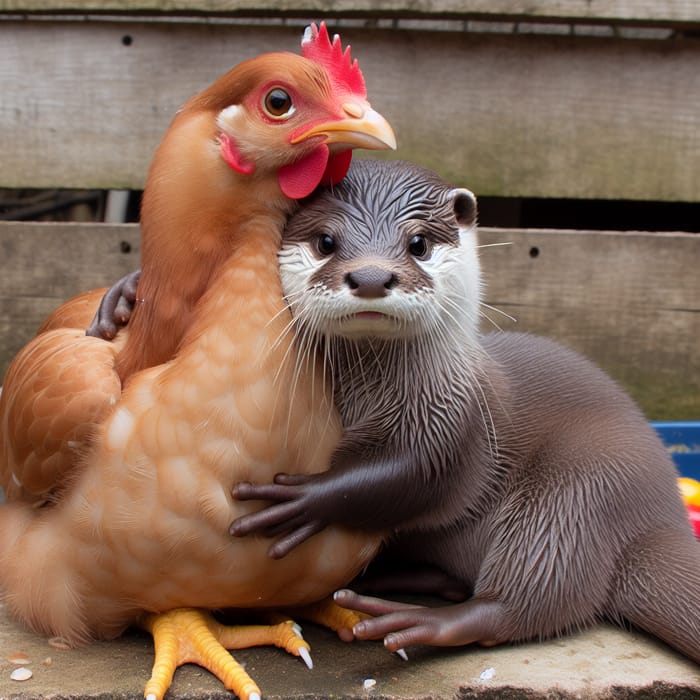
[10,667,33,681]
[479,667,496,680]
[7,652,31,665]
[363,678,377,690]
[48,636,71,650]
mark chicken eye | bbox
[263,88,294,119]
[316,234,336,256]
[408,234,431,259]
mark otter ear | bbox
[451,188,477,228]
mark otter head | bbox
[279,159,482,342]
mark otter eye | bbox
[316,234,336,256]
[408,234,430,259]
[263,88,294,119]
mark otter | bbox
[90,160,700,663]
[229,159,700,663]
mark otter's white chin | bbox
[331,312,405,338]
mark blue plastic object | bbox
[652,421,700,481]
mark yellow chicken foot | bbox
[140,607,311,700]
[288,596,370,643]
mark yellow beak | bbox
[291,103,397,152]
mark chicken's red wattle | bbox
[277,146,353,199]
[277,144,329,199]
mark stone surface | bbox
[1,602,699,699]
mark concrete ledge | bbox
[1,603,699,699]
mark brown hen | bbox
[0,23,393,700]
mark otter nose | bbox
[345,267,398,298]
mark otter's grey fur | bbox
[232,159,700,662]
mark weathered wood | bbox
[479,228,700,419]
[0,222,140,382]
[0,22,303,191]
[1,0,699,27]
[1,222,697,419]
[2,20,699,201]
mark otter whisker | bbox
[478,309,505,332]
[264,295,298,331]
[268,309,300,358]
[481,302,517,324]
[475,241,513,250]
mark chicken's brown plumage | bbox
[0,23,392,700]
[122,39,394,380]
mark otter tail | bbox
[610,527,700,664]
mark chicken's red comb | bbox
[301,22,367,98]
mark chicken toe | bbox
[290,596,370,643]
[140,607,311,700]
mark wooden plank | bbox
[1,222,698,419]
[1,1,699,27]
[2,21,699,200]
[0,221,140,380]
[478,228,700,419]
[0,22,302,190]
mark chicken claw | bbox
[140,607,311,700]
[289,595,370,644]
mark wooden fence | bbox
[1,1,699,417]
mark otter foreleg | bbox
[231,452,436,558]
[333,590,507,649]
[85,269,141,339]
